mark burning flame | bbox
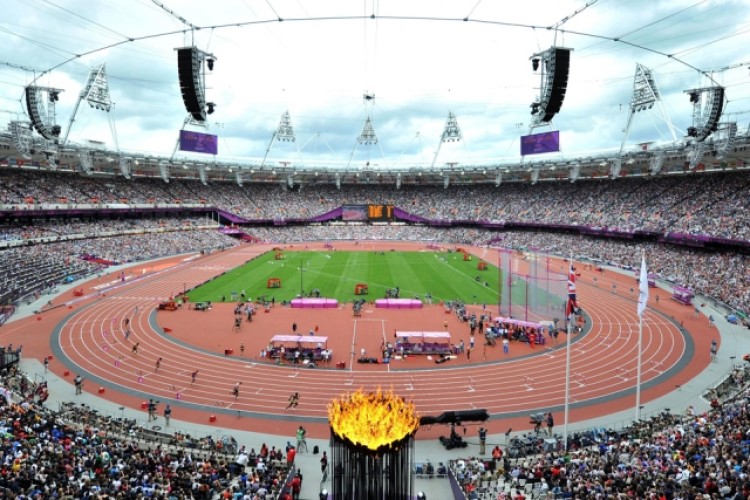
[328,387,419,451]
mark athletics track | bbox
[1,241,717,441]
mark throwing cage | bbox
[497,248,567,321]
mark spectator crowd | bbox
[1,167,750,498]
[0,362,299,499]
[2,168,750,241]
[451,365,750,499]
[0,325,749,499]
[1,166,748,315]
[0,221,237,307]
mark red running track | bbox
[7,242,716,440]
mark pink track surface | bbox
[5,242,716,440]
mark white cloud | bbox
[2,0,749,168]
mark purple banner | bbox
[309,207,343,222]
[179,130,218,155]
[521,130,560,156]
[393,207,429,223]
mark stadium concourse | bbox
[1,239,745,499]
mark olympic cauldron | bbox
[328,388,420,499]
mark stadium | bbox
[1,2,750,499]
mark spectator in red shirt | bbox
[287,446,296,465]
[291,473,302,499]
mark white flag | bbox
[637,254,649,317]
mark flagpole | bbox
[563,306,572,450]
[635,251,649,422]
[563,254,573,451]
[635,311,643,421]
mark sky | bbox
[1,0,749,170]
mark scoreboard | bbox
[341,204,395,221]
[367,204,394,221]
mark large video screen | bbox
[179,130,218,155]
[520,130,560,156]
[342,205,368,221]
[368,204,394,221]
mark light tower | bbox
[260,110,298,168]
[430,111,464,168]
[358,116,378,145]
[62,64,117,148]
[347,93,385,168]
[620,63,677,153]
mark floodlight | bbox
[357,117,378,145]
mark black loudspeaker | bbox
[542,48,571,123]
[687,86,725,142]
[177,48,206,122]
[704,87,725,135]
[25,88,41,135]
[25,86,61,140]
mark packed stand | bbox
[0,245,99,306]
[2,167,749,312]
[3,168,750,241]
[0,364,300,499]
[450,361,750,499]
[0,227,237,307]
[0,216,213,246]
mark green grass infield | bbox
[187,250,502,305]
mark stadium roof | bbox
[1,0,750,185]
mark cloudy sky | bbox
[2,0,749,169]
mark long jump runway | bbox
[11,242,715,440]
